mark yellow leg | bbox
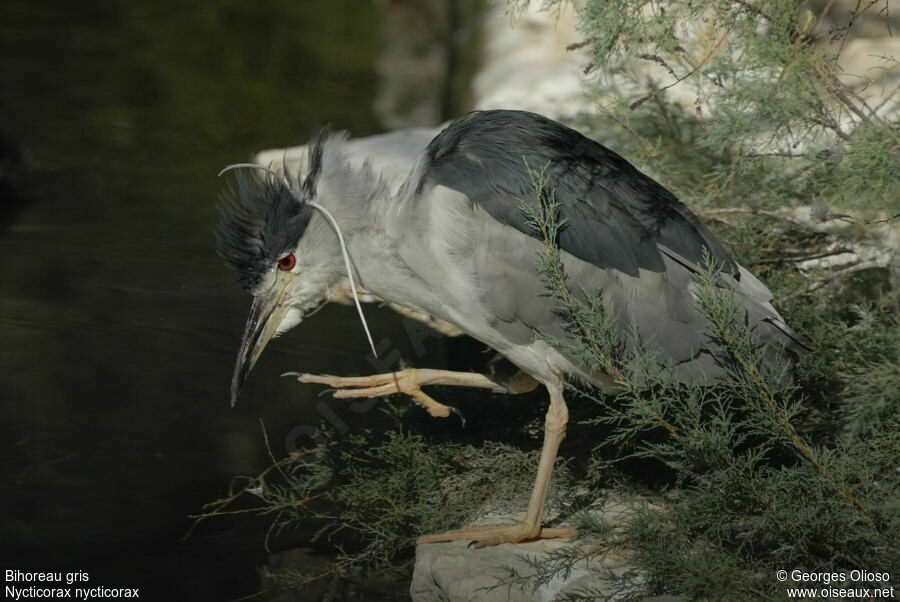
[417,381,575,547]
[283,368,537,418]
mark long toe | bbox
[290,373,397,388]
[418,522,575,547]
[330,383,398,399]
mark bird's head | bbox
[216,133,374,406]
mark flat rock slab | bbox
[411,537,640,601]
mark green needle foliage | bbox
[513,156,898,600]
[195,422,576,596]
[546,0,899,216]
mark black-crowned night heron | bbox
[216,109,810,547]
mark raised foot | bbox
[281,369,459,421]
[418,522,577,548]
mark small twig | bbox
[701,207,791,219]
[732,0,775,23]
[816,61,882,126]
[746,151,811,158]
[261,418,291,483]
[783,259,890,301]
[833,213,900,225]
[756,248,854,264]
[629,26,733,110]
[698,207,811,231]
[637,53,679,81]
[566,39,595,52]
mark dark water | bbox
[0,2,432,599]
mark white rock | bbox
[473,3,591,117]
[410,537,640,602]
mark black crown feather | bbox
[215,130,333,291]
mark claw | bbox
[281,371,304,379]
[448,406,466,428]
[318,388,337,397]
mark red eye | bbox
[278,254,296,271]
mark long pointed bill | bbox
[230,285,290,407]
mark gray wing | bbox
[411,110,809,383]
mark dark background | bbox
[0,1,463,599]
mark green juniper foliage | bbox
[495,161,898,600]
[495,2,899,599]
[548,0,900,217]
[195,421,576,596]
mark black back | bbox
[418,110,737,278]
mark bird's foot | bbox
[417,522,577,548]
[282,369,458,420]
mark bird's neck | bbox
[313,162,409,296]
